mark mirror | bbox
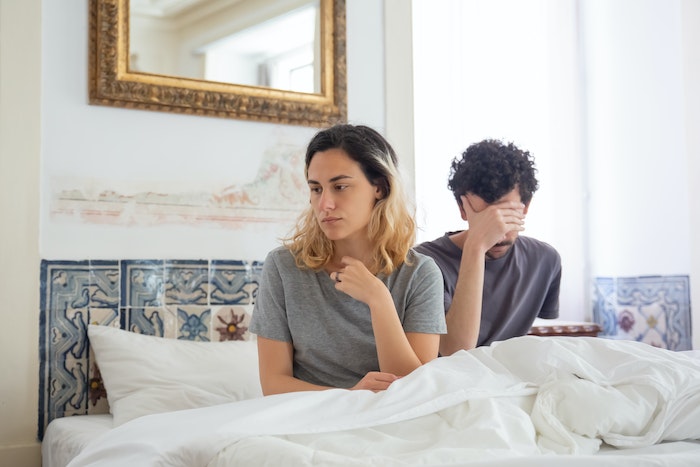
[129,0,322,93]
[89,0,346,126]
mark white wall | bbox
[682,0,700,350]
[582,3,696,349]
[582,0,691,277]
[384,0,416,199]
[409,0,586,321]
[0,1,42,466]
[41,3,316,261]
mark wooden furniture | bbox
[528,319,602,337]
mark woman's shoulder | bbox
[263,246,296,267]
[388,250,443,298]
[266,245,290,257]
[406,248,442,275]
[408,247,431,262]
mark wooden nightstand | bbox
[528,319,602,337]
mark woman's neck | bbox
[330,237,373,268]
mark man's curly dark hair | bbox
[447,139,539,205]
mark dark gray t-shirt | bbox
[250,247,446,388]
[415,233,561,346]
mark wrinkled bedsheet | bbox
[68,336,700,467]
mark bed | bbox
[41,324,700,467]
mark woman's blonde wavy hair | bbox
[284,124,416,276]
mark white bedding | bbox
[64,336,700,466]
[42,414,112,467]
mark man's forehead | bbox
[468,186,522,206]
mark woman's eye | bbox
[309,186,321,194]
[335,184,348,191]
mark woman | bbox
[250,124,446,395]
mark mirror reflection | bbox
[90,0,345,125]
[129,0,321,93]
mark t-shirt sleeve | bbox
[403,256,448,334]
[249,250,293,342]
[537,249,562,319]
[415,238,457,316]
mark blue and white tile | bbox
[121,260,164,307]
[593,275,691,350]
[127,307,174,337]
[210,260,256,305]
[171,305,212,341]
[164,260,209,305]
[39,261,91,437]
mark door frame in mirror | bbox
[88,0,346,127]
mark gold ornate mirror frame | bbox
[89,0,347,127]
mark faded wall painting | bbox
[50,143,307,229]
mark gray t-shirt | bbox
[250,247,447,388]
[415,233,561,346]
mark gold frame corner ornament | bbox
[88,0,347,127]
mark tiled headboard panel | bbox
[593,275,692,351]
[38,259,262,440]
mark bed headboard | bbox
[38,259,262,440]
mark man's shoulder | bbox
[415,232,461,255]
[515,236,561,267]
[517,236,560,255]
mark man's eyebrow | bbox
[307,174,354,184]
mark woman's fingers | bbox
[352,371,399,392]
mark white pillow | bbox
[87,324,263,426]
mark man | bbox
[415,139,561,355]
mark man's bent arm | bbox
[440,238,486,355]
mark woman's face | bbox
[306,148,381,243]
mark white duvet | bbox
[68,336,700,467]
